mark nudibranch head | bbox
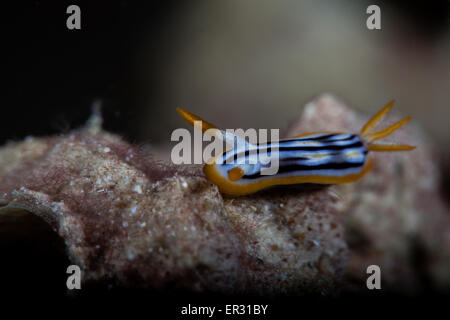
[203,146,271,195]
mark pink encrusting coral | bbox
[0,94,449,294]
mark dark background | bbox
[3,1,450,146]
[4,1,184,144]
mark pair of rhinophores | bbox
[176,100,415,196]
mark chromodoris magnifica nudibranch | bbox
[176,100,415,196]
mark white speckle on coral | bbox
[127,251,135,260]
[95,245,100,249]
[103,147,110,153]
[122,221,128,228]
[181,180,188,188]
[280,203,284,208]
[139,222,146,228]
[170,231,175,237]
[288,243,295,249]
[130,206,137,215]
[312,240,320,247]
[363,192,377,203]
[133,185,143,194]
[191,226,196,232]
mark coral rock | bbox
[0,94,448,295]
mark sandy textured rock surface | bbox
[0,94,449,295]
[285,94,450,293]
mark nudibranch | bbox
[176,100,415,196]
